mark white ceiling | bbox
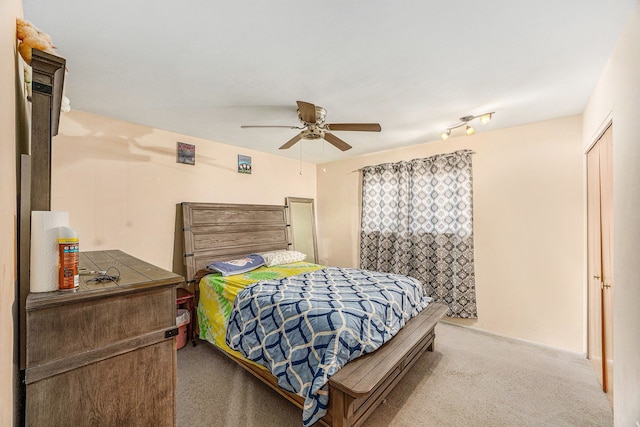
[24,1,634,163]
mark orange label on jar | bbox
[58,241,79,290]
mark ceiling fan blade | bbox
[241,125,301,129]
[324,132,352,151]
[296,101,317,124]
[279,134,302,150]
[326,123,382,132]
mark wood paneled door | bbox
[586,124,613,401]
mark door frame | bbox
[584,119,613,398]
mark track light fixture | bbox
[441,112,494,140]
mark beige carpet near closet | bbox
[177,322,612,427]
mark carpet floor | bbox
[177,322,612,426]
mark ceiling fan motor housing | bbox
[298,105,327,139]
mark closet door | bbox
[586,125,613,400]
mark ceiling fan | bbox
[240,100,382,151]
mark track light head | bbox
[440,129,451,140]
[466,125,476,136]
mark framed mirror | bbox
[285,197,319,264]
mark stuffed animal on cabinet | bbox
[16,18,56,64]
[16,18,70,111]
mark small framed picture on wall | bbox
[238,155,252,174]
[177,142,195,165]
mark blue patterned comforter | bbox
[226,267,431,426]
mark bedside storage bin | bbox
[176,308,191,349]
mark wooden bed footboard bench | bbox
[327,302,448,427]
[221,301,448,427]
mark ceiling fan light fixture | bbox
[301,127,325,140]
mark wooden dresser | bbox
[25,250,183,426]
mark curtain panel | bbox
[359,150,477,318]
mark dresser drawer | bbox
[26,286,175,367]
[27,339,176,427]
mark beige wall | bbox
[585,3,640,425]
[2,2,22,426]
[50,110,317,271]
[317,116,585,353]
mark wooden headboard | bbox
[177,202,289,286]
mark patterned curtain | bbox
[359,150,477,318]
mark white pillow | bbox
[260,250,307,267]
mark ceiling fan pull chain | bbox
[299,140,303,175]
[322,141,327,173]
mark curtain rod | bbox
[353,150,476,172]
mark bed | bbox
[177,202,448,427]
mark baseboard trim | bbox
[438,319,588,359]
